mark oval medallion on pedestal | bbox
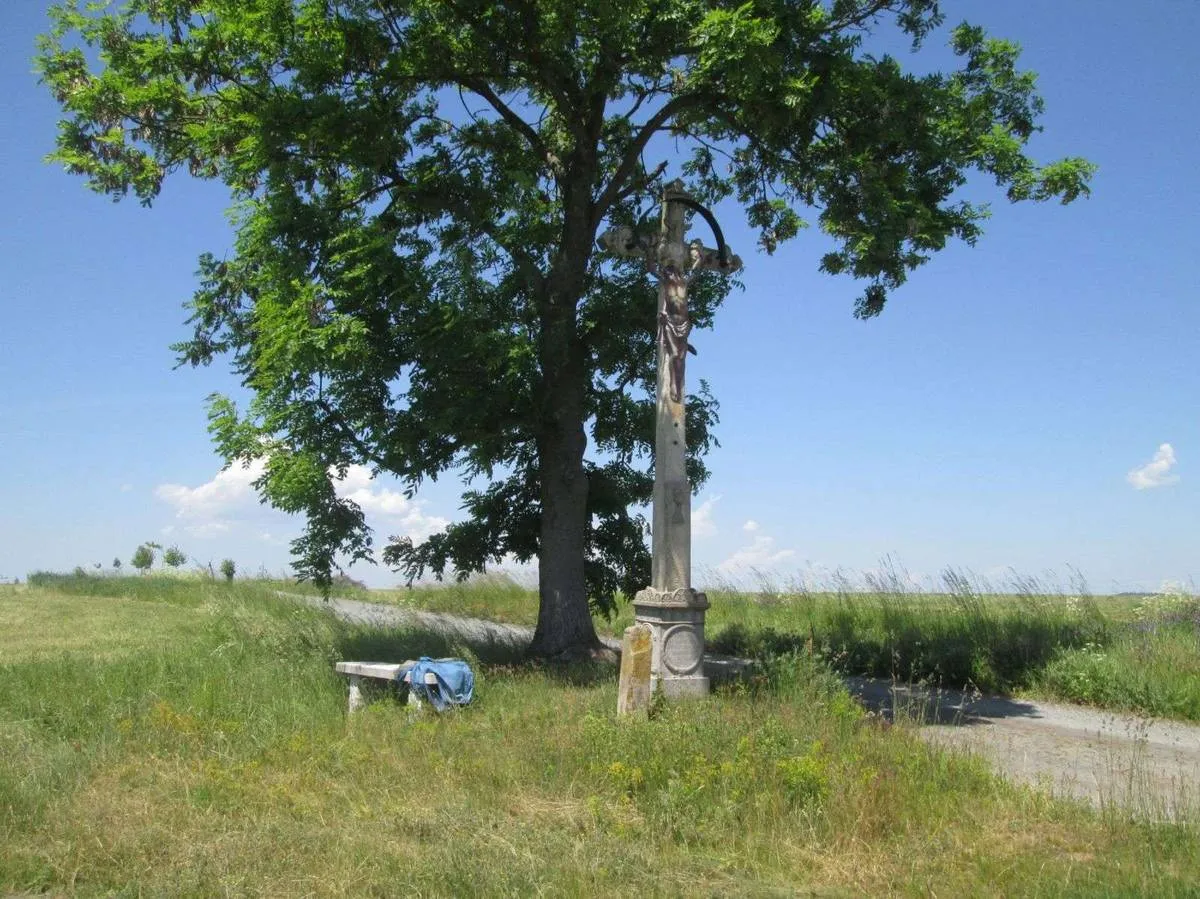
[661,625,703,676]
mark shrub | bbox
[130,544,155,574]
[163,546,188,569]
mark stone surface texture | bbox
[616,624,653,717]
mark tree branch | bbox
[459,79,562,177]
[824,0,899,34]
[316,397,396,473]
[592,93,709,228]
[614,159,668,206]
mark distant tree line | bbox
[58,544,240,581]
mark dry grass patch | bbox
[0,591,201,663]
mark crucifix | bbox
[598,180,742,698]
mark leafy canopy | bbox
[39,0,1093,603]
[130,544,155,572]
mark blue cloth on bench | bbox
[405,657,474,711]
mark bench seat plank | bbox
[336,661,409,680]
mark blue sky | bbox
[1,2,1196,593]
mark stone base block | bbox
[634,585,709,699]
[653,674,710,699]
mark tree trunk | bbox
[530,416,597,656]
[529,264,600,657]
[527,162,606,657]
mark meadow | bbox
[368,569,1200,722]
[2,575,1198,896]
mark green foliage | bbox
[219,558,236,582]
[38,1,1094,643]
[162,545,188,569]
[129,543,154,573]
[112,557,121,570]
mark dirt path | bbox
[305,594,1200,816]
[311,593,547,654]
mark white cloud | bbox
[717,535,795,574]
[1127,443,1179,490]
[120,483,133,493]
[156,459,266,520]
[692,494,721,538]
[155,460,448,552]
[742,519,760,533]
[332,464,449,541]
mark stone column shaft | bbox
[651,197,691,594]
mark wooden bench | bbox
[335,661,439,713]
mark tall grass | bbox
[25,569,371,601]
[2,579,1198,895]
[376,567,1200,720]
[1033,592,1200,719]
[699,569,1200,720]
[706,569,1113,693]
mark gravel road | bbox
[847,678,1200,816]
[304,594,1200,816]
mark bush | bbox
[220,559,236,583]
[130,544,155,574]
[163,546,187,569]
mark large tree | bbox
[39,0,1093,655]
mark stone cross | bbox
[598,180,742,698]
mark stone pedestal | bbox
[634,587,710,698]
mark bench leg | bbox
[347,675,363,714]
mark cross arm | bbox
[597,228,742,275]
[597,225,660,261]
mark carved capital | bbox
[634,586,710,610]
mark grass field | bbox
[3,576,1199,895]
[364,569,1200,722]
